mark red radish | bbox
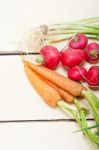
[69,33,88,49]
[67,66,87,81]
[61,48,86,68]
[86,42,99,64]
[36,45,60,69]
[86,66,99,86]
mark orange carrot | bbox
[40,76,74,103]
[24,63,61,107]
[24,60,84,97]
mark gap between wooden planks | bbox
[0,119,94,124]
[0,51,39,55]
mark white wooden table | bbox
[0,0,99,149]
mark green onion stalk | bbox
[80,123,99,131]
[45,17,99,43]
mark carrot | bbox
[24,60,84,97]
[24,63,61,107]
[40,76,74,103]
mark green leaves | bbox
[75,123,99,132]
[82,90,99,123]
[57,97,99,146]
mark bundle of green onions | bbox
[47,17,99,43]
[24,17,99,53]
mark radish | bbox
[36,45,60,69]
[61,48,86,68]
[86,42,99,64]
[86,66,99,86]
[67,66,87,81]
[69,33,88,49]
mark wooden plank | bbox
[0,121,93,150]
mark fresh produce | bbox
[67,66,87,81]
[69,33,88,49]
[46,17,99,44]
[75,123,99,132]
[58,99,99,146]
[24,62,61,107]
[24,60,99,107]
[86,66,99,86]
[27,17,99,53]
[23,59,99,148]
[86,42,99,63]
[36,45,60,69]
[40,76,74,103]
[24,60,84,97]
[61,49,86,68]
[21,17,99,149]
[24,58,99,146]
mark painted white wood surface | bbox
[0,0,98,51]
[0,0,99,150]
[0,121,93,150]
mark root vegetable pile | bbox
[21,17,99,149]
[23,59,99,147]
[36,33,99,88]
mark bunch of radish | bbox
[36,33,99,88]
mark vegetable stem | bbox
[74,100,99,145]
[58,99,99,145]
[57,100,81,125]
[82,90,99,123]
[46,17,99,44]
